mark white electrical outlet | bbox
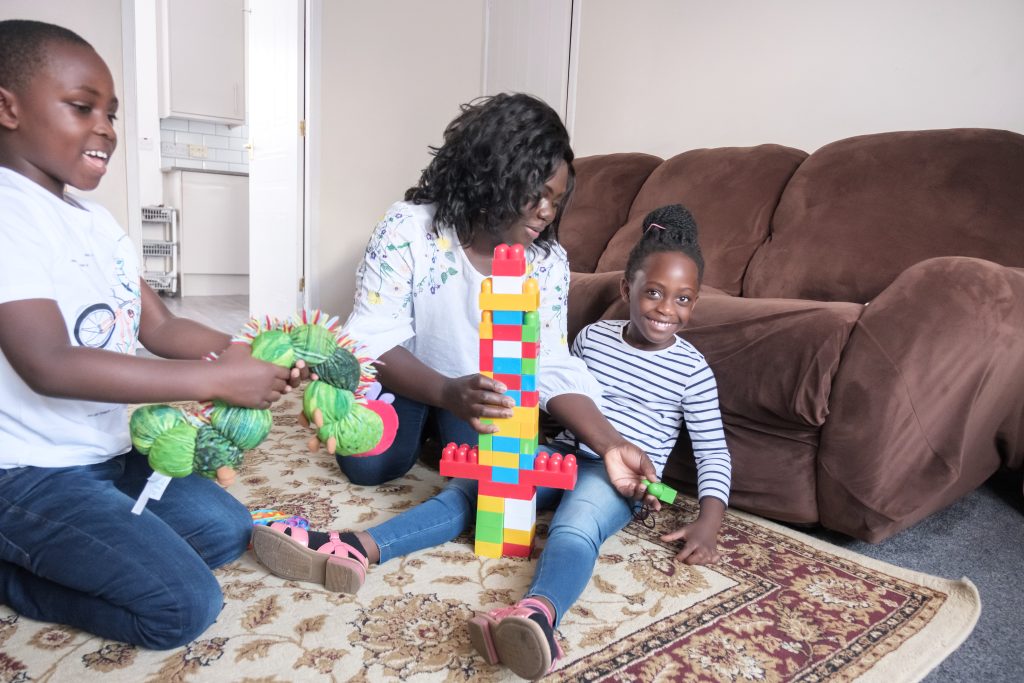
[188,144,209,159]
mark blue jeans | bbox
[337,390,479,485]
[0,451,252,649]
[365,444,636,627]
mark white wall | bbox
[571,0,1024,157]
[0,0,130,229]
[315,1,485,318]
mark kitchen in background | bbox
[142,0,249,301]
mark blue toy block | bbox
[521,374,536,391]
[504,390,522,406]
[492,310,524,325]
[492,435,521,454]
[493,357,522,374]
[519,453,536,469]
[491,467,520,484]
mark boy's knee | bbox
[136,575,224,649]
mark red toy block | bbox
[479,480,537,501]
[439,442,490,479]
[493,373,520,390]
[493,324,522,341]
[502,542,533,558]
[492,243,526,277]
[521,341,538,358]
[479,338,493,371]
[520,391,539,408]
[522,452,577,490]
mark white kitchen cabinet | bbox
[163,170,249,296]
[157,0,246,125]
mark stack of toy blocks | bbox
[438,243,577,558]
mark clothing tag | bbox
[131,472,172,515]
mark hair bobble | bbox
[645,222,666,234]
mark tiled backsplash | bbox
[160,117,249,173]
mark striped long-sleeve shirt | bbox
[556,320,732,506]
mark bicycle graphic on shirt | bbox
[73,256,140,352]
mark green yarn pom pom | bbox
[311,346,362,392]
[290,324,339,366]
[130,404,186,455]
[303,380,354,423]
[319,403,383,456]
[148,422,199,478]
[250,329,296,368]
[193,425,244,478]
[208,402,273,451]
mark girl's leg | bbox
[355,405,480,562]
[336,390,428,485]
[526,456,634,627]
[0,458,231,650]
[365,478,478,562]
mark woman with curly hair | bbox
[254,94,664,678]
[330,93,654,490]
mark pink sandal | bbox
[251,523,368,594]
[467,597,563,680]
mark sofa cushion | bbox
[744,128,1024,303]
[592,144,807,296]
[683,293,864,429]
[665,293,864,524]
[559,153,662,274]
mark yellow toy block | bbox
[479,290,540,313]
[492,452,519,468]
[475,540,503,558]
[479,311,493,340]
[492,420,521,438]
[502,527,535,546]
[478,495,505,513]
[477,449,493,466]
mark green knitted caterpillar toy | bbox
[129,311,392,513]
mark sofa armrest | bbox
[817,257,1024,541]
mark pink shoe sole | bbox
[251,524,366,593]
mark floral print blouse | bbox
[343,201,599,409]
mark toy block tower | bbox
[439,244,577,558]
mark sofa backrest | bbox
[559,153,662,274]
[562,145,806,296]
[744,128,1024,303]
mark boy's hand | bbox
[441,373,515,433]
[661,498,726,564]
[604,442,661,510]
[209,342,291,408]
[289,359,309,388]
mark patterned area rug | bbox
[0,393,979,682]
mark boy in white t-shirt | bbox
[0,20,293,649]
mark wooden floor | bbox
[158,293,250,334]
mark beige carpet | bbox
[0,393,980,682]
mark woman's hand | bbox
[440,374,515,433]
[208,342,291,408]
[661,498,726,564]
[603,442,661,510]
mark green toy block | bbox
[642,479,677,504]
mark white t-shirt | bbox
[343,201,600,409]
[0,167,141,469]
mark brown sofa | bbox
[558,128,1024,542]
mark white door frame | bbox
[247,0,308,318]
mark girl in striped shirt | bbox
[556,203,732,565]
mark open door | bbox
[248,0,305,318]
